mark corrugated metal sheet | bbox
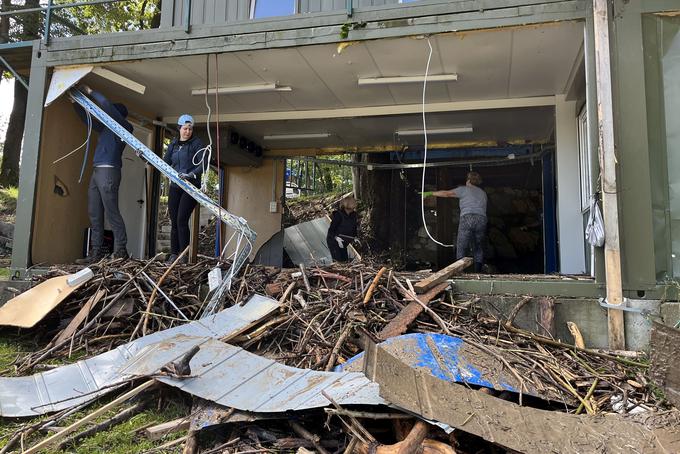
[0,294,280,417]
[283,217,355,267]
[121,336,385,412]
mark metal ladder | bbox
[70,88,257,316]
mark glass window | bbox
[250,0,297,19]
[643,15,680,279]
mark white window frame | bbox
[577,106,592,211]
[250,0,298,20]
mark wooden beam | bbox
[189,205,200,264]
[24,381,155,454]
[379,282,450,340]
[413,257,473,293]
[144,417,191,440]
[593,0,625,350]
[175,96,556,124]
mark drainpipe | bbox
[592,0,625,350]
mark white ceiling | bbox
[83,21,584,151]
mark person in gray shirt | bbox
[427,171,488,272]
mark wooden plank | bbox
[413,257,472,293]
[650,322,680,409]
[378,282,449,340]
[365,344,680,454]
[52,289,106,346]
[593,0,625,350]
[145,417,191,440]
[24,381,155,454]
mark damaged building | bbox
[0,0,680,452]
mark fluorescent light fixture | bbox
[263,133,331,140]
[191,83,292,96]
[358,74,458,86]
[396,125,473,136]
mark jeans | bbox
[168,184,198,255]
[456,214,487,265]
[88,166,127,251]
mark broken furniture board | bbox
[0,294,280,417]
[364,342,680,454]
[44,65,93,107]
[284,217,356,267]
[120,335,385,413]
[650,321,680,409]
[0,271,92,328]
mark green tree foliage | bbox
[287,154,354,195]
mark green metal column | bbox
[10,45,48,276]
[609,0,657,289]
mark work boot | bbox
[165,253,178,264]
[75,249,105,265]
[474,261,483,273]
[113,248,129,260]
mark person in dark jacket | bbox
[163,114,206,263]
[73,85,133,264]
[326,196,358,262]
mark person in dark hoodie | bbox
[326,196,358,262]
[73,85,133,264]
[163,114,206,264]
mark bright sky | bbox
[0,79,13,139]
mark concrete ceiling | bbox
[81,20,584,151]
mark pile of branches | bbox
[5,257,249,375]
[1,258,674,453]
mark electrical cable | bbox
[53,99,93,186]
[193,55,213,192]
[420,37,454,248]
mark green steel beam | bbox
[640,0,680,13]
[583,1,606,284]
[39,0,585,53]
[11,47,47,277]
[610,0,657,288]
[39,1,585,66]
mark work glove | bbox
[419,191,434,197]
[335,236,344,248]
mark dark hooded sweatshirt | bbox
[73,90,133,168]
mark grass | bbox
[0,186,17,215]
[0,335,190,453]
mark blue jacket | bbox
[163,135,206,187]
[74,91,133,168]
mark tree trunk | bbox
[0,80,27,188]
[0,0,9,43]
[0,0,40,188]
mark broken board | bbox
[364,342,680,454]
[413,257,472,293]
[0,274,87,328]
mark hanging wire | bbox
[53,99,93,185]
[419,37,454,248]
[193,55,213,192]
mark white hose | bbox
[420,37,454,248]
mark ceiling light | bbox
[191,83,292,95]
[263,133,331,140]
[358,74,458,86]
[396,125,473,136]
